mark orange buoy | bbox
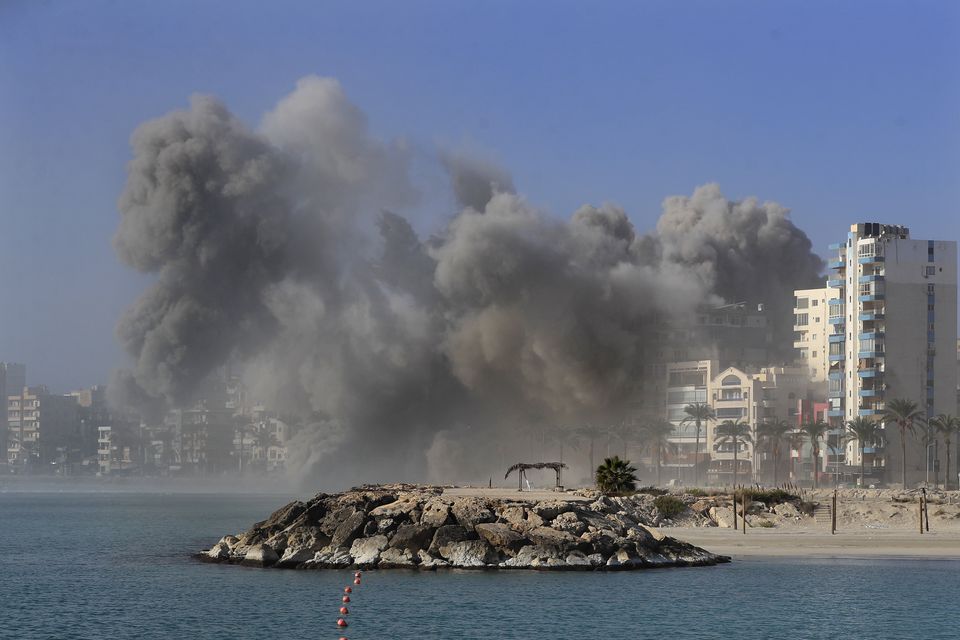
[339,606,349,615]
[342,596,350,603]
[344,587,352,593]
[337,618,348,628]
[354,571,362,577]
[353,578,361,585]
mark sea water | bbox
[1,492,956,640]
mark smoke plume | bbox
[112,75,822,488]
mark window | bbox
[812,299,819,307]
[721,375,741,386]
[796,298,809,309]
[928,284,935,294]
[794,313,809,326]
[812,351,818,358]
[926,266,936,276]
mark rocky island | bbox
[201,484,729,571]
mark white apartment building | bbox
[823,223,957,486]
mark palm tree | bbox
[550,426,580,469]
[845,417,880,488]
[640,420,677,487]
[595,456,639,494]
[577,425,607,480]
[608,421,639,460]
[680,402,715,487]
[800,420,829,488]
[882,398,926,488]
[931,414,960,490]
[757,419,792,485]
[714,420,753,487]
[785,429,805,482]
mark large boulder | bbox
[320,507,359,537]
[207,542,231,560]
[474,523,530,555]
[773,502,800,519]
[311,546,352,568]
[532,500,575,521]
[389,524,436,554]
[451,497,495,529]
[331,510,368,548]
[438,540,498,567]
[551,511,587,536]
[420,498,453,527]
[504,544,566,569]
[350,535,389,566]
[369,497,421,520]
[496,505,544,531]
[276,546,317,568]
[428,525,477,554]
[379,547,417,568]
[709,506,737,529]
[242,544,279,567]
[526,526,577,549]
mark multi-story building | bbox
[792,288,837,385]
[0,363,26,457]
[6,385,78,470]
[823,223,957,486]
[663,360,810,484]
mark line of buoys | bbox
[336,570,364,638]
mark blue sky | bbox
[1,0,958,391]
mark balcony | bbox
[829,370,844,380]
[828,334,846,343]
[828,388,844,399]
[828,259,845,270]
[859,408,883,416]
[858,389,881,397]
[859,331,884,340]
[827,278,845,288]
[858,274,884,283]
[828,409,845,418]
[858,255,885,264]
[858,350,884,359]
[858,368,881,378]
[860,312,884,321]
[829,354,845,362]
[829,316,846,325]
[858,294,885,302]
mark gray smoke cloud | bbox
[111,75,822,488]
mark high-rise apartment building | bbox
[822,223,957,486]
[6,385,78,469]
[1,363,27,456]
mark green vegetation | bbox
[714,420,753,486]
[680,402,715,487]
[653,495,687,518]
[595,456,638,495]
[846,416,880,487]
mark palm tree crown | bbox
[714,419,753,485]
[640,420,677,486]
[595,456,639,494]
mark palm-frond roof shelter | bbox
[504,462,568,490]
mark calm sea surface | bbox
[1,491,956,640]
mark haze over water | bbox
[3,491,956,640]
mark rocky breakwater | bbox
[201,485,729,571]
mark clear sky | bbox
[1,0,958,392]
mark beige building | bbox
[664,361,809,485]
[793,287,837,384]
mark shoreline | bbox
[659,527,960,559]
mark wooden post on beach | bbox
[919,496,924,535]
[831,489,837,535]
[732,489,738,530]
[742,498,746,535]
[923,489,930,532]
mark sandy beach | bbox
[660,527,960,559]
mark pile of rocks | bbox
[201,484,728,571]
